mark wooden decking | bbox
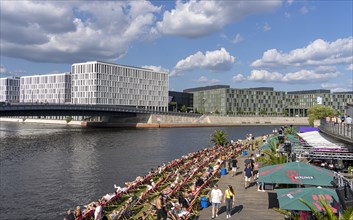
[196,152,284,220]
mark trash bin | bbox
[221,168,227,176]
[242,150,247,156]
[200,196,209,208]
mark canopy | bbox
[276,187,339,213]
[260,143,270,150]
[297,131,342,149]
[258,161,335,186]
[285,134,301,143]
[299,127,320,133]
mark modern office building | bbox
[20,73,71,103]
[184,85,286,115]
[286,90,353,116]
[168,91,193,112]
[0,77,20,103]
[184,85,353,116]
[71,61,169,111]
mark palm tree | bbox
[258,139,287,165]
[210,130,228,146]
[274,197,353,220]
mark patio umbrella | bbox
[285,134,301,143]
[258,161,335,186]
[276,187,339,213]
[260,143,270,150]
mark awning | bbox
[296,131,341,148]
[258,161,335,186]
[276,187,339,213]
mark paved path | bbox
[197,151,284,220]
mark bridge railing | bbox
[320,118,353,141]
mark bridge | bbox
[319,119,353,144]
[0,103,198,118]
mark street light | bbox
[201,97,206,114]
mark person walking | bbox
[224,185,235,218]
[231,158,238,176]
[210,184,223,219]
[244,163,253,189]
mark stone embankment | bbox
[83,115,309,127]
[1,115,309,127]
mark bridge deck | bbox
[196,152,283,220]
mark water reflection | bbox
[0,122,287,219]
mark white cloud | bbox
[194,76,220,84]
[156,0,281,38]
[287,0,295,5]
[284,12,291,18]
[232,74,246,82]
[0,65,7,74]
[251,37,353,68]
[171,48,235,76]
[142,65,169,73]
[232,34,244,44]
[315,66,337,72]
[263,22,272,32]
[0,1,160,63]
[322,81,352,92]
[347,64,353,71]
[235,69,340,83]
[300,6,309,14]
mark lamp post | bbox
[201,97,206,114]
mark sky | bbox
[0,0,352,93]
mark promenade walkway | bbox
[197,151,284,220]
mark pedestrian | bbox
[257,179,265,192]
[223,185,235,218]
[94,202,102,220]
[210,184,223,219]
[66,209,75,220]
[244,163,253,189]
[346,115,352,127]
[231,158,238,176]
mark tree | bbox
[66,116,72,123]
[283,109,288,116]
[169,101,177,112]
[257,140,287,166]
[214,109,220,115]
[237,107,244,115]
[307,105,335,126]
[274,196,353,220]
[181,105,187,112]
[259,108,267,115]
[210,130,228,146]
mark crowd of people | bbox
[62,139,256,220]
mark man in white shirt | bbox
[94,201,102,220]
[210,184,223,219]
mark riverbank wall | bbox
[1,115,309,127]
[0,117,82,126]
[83,115,309,127]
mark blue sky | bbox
[0,0,352,92]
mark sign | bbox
[317,96,323,105]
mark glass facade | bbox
[186,86,353,116]
[0,77,20,103]
[19,73,71,103]
[71,61,169,111]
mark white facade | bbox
[71,61,169,111]
[0,77,20,103]
[20,73,71,103]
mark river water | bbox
[0,122,290,219]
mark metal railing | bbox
[319,118,353,142]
